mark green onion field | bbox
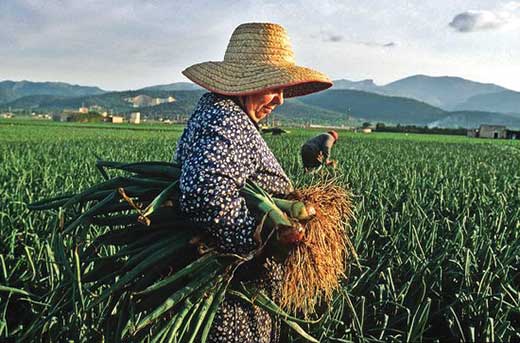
[1,119,519,341]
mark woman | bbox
[174,22,332,343]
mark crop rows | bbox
[0,121,518,341]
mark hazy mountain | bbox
[454,90,520,114]
[3,88,360,124]
[140,82,203,91]
[2,89,205,116]
[3,95,70,108]
[380,75,508,110]
[332,75,511,111]
[275,98,362,126]
[0,80,106,104]
[332,79,380,92]
[428,111,520,129]
[3,75,514,115]
[5,82,520,128]
[298,89,448,125]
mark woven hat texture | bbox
[182,22,333,98]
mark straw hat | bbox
[182,22,333,98]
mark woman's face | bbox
[243,88,284,123]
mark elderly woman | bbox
[174,22,332,343]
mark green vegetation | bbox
[1,120,519,341]
[299,89,448,125]
[275,98,362,126]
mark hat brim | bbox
[182,61,333,98]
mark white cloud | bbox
[322,32,344,42]
[359,41,397,48]
[449,2,520,32]
[319,30,397,48]
[449,10,506,32]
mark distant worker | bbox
[301,130,338,171]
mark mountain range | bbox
[332,75,511,111]
[0,80,105,104]
[1,75,519,128]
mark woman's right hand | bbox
[277,223,305,245]
[258,220,304,262]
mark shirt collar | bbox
[210,93,261,131]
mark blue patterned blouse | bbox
[174,92,293,255]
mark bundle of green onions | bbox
[23,160,323,342]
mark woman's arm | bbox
[178,127,259,255]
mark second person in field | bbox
[301,130,339,171]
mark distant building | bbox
[506,129,520,140]
[308,124,352,130]
[125,95,173,107]
[111,116,124,123]
[362,128,372,133]
[53,113,68,122]
[79,107,89,114]
[480,125,507,139]
[467,129,478,138]
[130,112,141,124]
[89,105,104,112]
[467,125,520,140]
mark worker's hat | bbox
[328,130,339,141]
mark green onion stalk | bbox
[22,159,319,342]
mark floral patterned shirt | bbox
[174,92,293,254]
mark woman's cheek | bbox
[261,110,270,120]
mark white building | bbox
[111,116,124,123]
[130,112,141,124]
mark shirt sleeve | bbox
[178,126,259,255]
[321,145,331,160]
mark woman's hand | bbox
[256,217,304,261]
[277,223,305,245]
[326,159,337,168]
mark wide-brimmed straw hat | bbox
[182,22,333,98]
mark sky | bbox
[2,0,520,91]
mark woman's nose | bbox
[275,89,284,105]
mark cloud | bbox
[319,30,396,48]
[359,41,397,48]
[0,0,236,89]
[449,3,520,32]
[349,40,398,48]
[322,32,344,42]
[449,10,506,32]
